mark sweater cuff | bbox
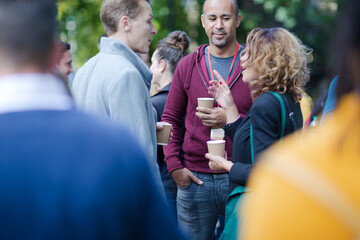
[223,115,242,140]
[226,115,241,125]
[165,157,184,173]
[229,162,252,186]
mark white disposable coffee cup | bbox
[207,140,225,158]
[197,97,214,109]
[156,123,172,145]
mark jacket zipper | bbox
[189,51,243,141]
[195,50,243,91]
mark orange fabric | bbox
[239,93,360,240]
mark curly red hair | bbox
[242,28,311,102]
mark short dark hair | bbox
[155,31,190,74]
[202,0,239,16]
[0,0,57,69]
[56,40,71,53]
[100,0,150,35]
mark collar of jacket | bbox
[193,44,207,62]
[153,84,171,97]
[0,73,75,114]
[100,37,152,89]
[193,44,244,90]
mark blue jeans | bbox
[177,172,229,240]
[159,158,178,217]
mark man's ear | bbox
[49,40,62,70]
[201,14,205,28]
[236,14,242,28]
[119,16,131,32]
[159,59,166,73]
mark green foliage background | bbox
[58,0,345,96]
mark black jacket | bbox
[224,92,303,194]
[151,84,186,164]
[151,84,171,122]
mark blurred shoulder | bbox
[252,92,279,110]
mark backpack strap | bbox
[250,125,255,165]
[269,92,286,139]
[250,92,286,165]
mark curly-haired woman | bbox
[205,27,310,239]
[205,27,310,191]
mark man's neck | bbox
[110,33,135,52]
[208,40,239,58]
[0,64,45,77]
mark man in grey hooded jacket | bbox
[72,0,164,194]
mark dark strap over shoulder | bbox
[269,92,286,139]
[250,92,286,165]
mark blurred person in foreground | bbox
[161,0,252,238]
[55,40,73,84]
[238,0,360,239]
[71,0,164,195]
[205,27,310,239]
[0,0,185,239]
[150,30,190,215]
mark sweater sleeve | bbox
[229,93,281,185]
[223,116,243,141]
[229,162,253,186]
[161,61,188,173]
[251,93,281,157]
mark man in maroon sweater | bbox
[161,0,252,239]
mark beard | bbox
[210,32,229,48]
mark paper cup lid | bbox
[207,140,225,144]
[198,97,214,100]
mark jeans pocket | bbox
[178,181,192,190]
[178,171,198,190]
